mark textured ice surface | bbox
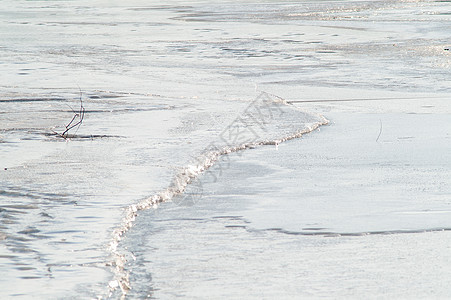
[1,0,450,298]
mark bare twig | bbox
[59,87,85,139]
[376,119,382,142]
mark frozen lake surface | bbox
[0,0,450,298]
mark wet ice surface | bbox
[0,95,186,298]
[1,90,278,297]
[1,0,450,299]
[121,1,451,299]
[126,216,451,299]
[229,112,451,235]
[125,98,451,298]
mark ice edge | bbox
[106,95,329,297]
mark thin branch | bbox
[60,87,85,138]
[376,119,382,142]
